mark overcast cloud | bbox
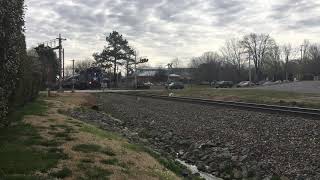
[25,0,320,66]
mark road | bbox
[255,81,320,94]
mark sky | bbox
[25,0,320,67]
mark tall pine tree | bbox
[93,31,134,87]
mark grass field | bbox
[0,93,183,180]
[161,86,320,109]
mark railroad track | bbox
[107,91,320,118]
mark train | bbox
[62,67,106,89]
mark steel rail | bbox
[107,91,320,118]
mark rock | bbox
[192,149,200,156]
[181,152,190,160]
[239,155,248,162]
[209,162,218,170]
[207,166,216,173]
[200,155,209,161]
[262,175,272,180]
[223,174,231,179]
[178,139,191,146]
[241,148,250,154]
[165,131,173,139]
[218,150,232,159]
[91,105,100,111]
[241,165,248,178]
[280,176,290,180]
[187,143,197,151]
[219,161,230,171]
[192,172,201,178]
[149,120,155,126]
[200,142,216,149]
[231,155,238,162]
[197,162,207,172]
[140,138,148,144]
[232,168,242,179]
[181,169,189,177]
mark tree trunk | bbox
[113,58,117,88]
[126,60,129,88]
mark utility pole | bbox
[167,63,173,82]
[300,45,304,62]
[57,34,66,92]
[63,48,65,79]
[134,52,137,89]
[71,59,75,93]
[248,53,251,82]
[299,45,304,81]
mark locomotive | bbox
[77,67,103,89]
[62,67,104,89]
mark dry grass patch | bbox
[21,92,181,180]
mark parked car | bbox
[215,81,234,88]
[136,82,151,89]
[262,81,275,86]
[167,82,184,89]
[199,81,210,85]
[210,81,217,87]
[274,80,282,84]
[144,81,153,86]
[164,81,171,89]
[236,81,254,88]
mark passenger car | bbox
[167,82,184,89]
[236,81,254,87]
[214,81,234,88]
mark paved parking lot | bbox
[255,81,320,94]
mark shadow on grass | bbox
[0,99,67,179]
[72,143,116,157]
[77,163,112,180]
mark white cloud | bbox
[25,0,320,67]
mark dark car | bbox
[215,81,234,88]
[199,81,210,85]
[210,80,217,87]
[168,82,184,89]
[136,82,151,89]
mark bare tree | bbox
[241,33,275,81]
[221,38,245,79]
[75,58,94,73]
[283,44,292,80]
[302,40,310,61]
[265,44,282,80]
[171,58,181,68]
[189,52,225,82]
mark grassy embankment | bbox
[0,93,183,180]
[159,86,320,109]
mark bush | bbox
[0,0,26,124]
[0,1,48,126]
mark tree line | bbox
[0,1,59,125]
[190,33,320,83]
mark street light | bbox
[131,51,148,89]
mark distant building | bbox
[134,68,194,82]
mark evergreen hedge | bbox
[0,0,43,125]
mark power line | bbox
[37,34,67,92]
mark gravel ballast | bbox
[77,93,320,179]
